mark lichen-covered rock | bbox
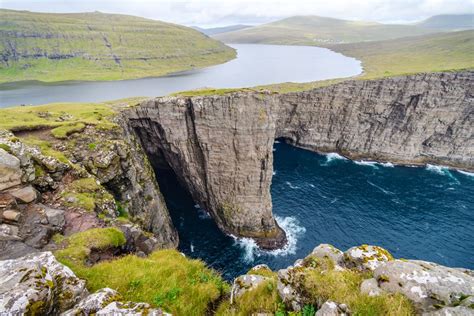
[62,288,122,316]
[360,278,384,297]
[316,301,351,316]
[0,223,20,241]
[309,244,344,267]
[0,148,22,191]
[424,306,474,316]
[95,301,169,315]
[343,244,393,271]
[231,273,268,303]
[277,267,304,311]
[373,259,474,313]
[119,223,163,255]
[0,251,87,314]
[40,204,66,228]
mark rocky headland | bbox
[0,71,473,315]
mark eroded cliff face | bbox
[124,71,473,248]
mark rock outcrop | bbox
[124,71,473,248]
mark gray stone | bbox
[231,273,268,303]
[360,278,384,296]
[62,288,121,316]
[96,301,168,315]
[310,244,344,266]
[0,251,87,314]
[316,301,350,316]
[39,204,65,228]
[0,224,20,241]
[373,259,474,313]
[343,245,393,271]
[0,149,21,191]
[277,268,304,311]
[10,186,37,203]
[423,306,474,316]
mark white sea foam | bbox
[233,216,306,263]
[285,181,300,189]
[190,242,194,253]
[457,170,474,177]
[355,160,379,168]
[274,140,281,144]
[321,152,347,166]
[379,162,394,168]
[426,164,460,184]
[367,180,394,195]
[273,171,277,176]
[309,183,315,188]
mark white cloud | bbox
[1,0,473,27]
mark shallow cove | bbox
[155,141,474,281]
[0,44,361,107]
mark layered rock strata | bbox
[124,71,473,248]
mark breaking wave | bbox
[321,152,347,166]
[354,160,379,168]
[233,216,306,263]
[457,170,474,177]
[426,164,459,184]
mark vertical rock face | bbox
[124,71,473,248]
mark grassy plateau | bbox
[0,9,236,83]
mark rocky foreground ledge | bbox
[0,244,473,315]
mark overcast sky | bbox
[2,0,473,27]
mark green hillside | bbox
[417,14,474,31]
[330,30,474,79]
[0,9,236,83]
[214,15,434,45]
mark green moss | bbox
[61,177,114,212]
[88,143,97,150]
[247,266,276,278]
[0,143,11,153]
[51,122,86,139]
[172,88,249,97]
[55,227,126,266]
[21,137,70,164]
[59,248,228,315]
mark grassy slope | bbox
[416,14,474,31]
[330,30,474,79]
[214,15,434,45]
[0,9,236,83]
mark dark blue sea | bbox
[156,142,474,280]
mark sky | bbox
[1,0,473,27]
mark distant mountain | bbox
[214,15,435,45]
[416,14,474,31]
[192,24,251,36]
[0,9,236,83]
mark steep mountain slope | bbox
[417,14,474,31]
[0,9,236,83]
[214,15,433,45]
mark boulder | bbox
[0,251,87,314]
[10,186,37,203]
[231,273,268,303]
[373,259,474,313]
[360,278,384,297]
[62,288,121,315]
[0,224,20,241]
[424,306,474,316]
[0,149,21,191]
[96,301,168,315]
[343,244,393,271]
[277,267,304,311]
[310,244,344,266]
[0,240,38,260]
[316,301,350,316]
[39,204,65,228]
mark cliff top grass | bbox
[55,228,229,315]
[0,97,146,132]
[0,9,236,83]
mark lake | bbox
[0,44,361,107]
[156,142,474,280]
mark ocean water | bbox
[155,142,474,280]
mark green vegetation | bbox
[55,227,126,266]
[51,122,86,139]
[56,228,228,315]
[21,137,70,163]
[415,14,474,31]
[216,278,282,316]
[0,9,236,83]
[331,30,474,79]
[214,15,433,45]
[301,258,415,315]
[61,177,114,212]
